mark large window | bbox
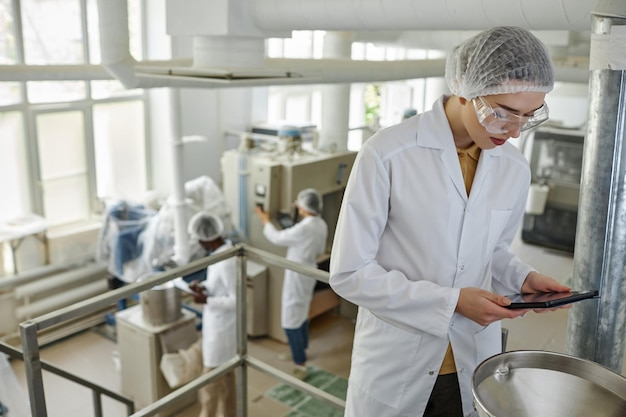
[266,31,442,151]
[0,0,148,227]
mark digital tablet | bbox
[505,290,599,309]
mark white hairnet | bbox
[188,211,224,241]
[296,188,323,215]
[445,26,554,99]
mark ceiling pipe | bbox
[97,0,168,88]
[192,36,266,67]
[0,65,110,81]
[249,0,596,32]
[89,0,593,90]
[0,59,589,85]
[0,0,592,85]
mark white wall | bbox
[545,83,590,128]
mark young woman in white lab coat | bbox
[187,212,237,417]
[255,188,328,380]
[329,27,570,417]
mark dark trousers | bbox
[284,320,309,365]
[423,373,463,417]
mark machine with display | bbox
[221,128,356,342]
[521,126,585,253]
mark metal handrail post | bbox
[246,356,346,410]
[242,244,329,283]
[92,391,103,417]
[0,341,134,414]
[236,248,248,417]
[19,320,47,417]
[129,357,242,417]
[15,243,347,416]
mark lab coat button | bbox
[459,265,465,271]
[428,371,434,375]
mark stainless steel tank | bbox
[140,282,182,326]
[472,350,626,417]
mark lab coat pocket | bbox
[486,210,513,255]
[350,311,422,408]
[473,322,502,364]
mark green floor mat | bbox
[265,365,347,417]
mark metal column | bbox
[235,249,248,417]
[566,3,626,372]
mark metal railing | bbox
[0,341,135,416]
[19,244,346,417]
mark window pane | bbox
[42,175,89,225]
[0,0,17,64]
[0,82,22,105]
[36,111,88,225]
[22,0,84,65]
[27,80,86,103]
[93,101,147,201]
[91,80,142,100]
[0,112,29,221]
[36,111,86,179]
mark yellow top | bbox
[439,141,481,375]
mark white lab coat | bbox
[329,96,534,417]
[201,241,237,368]
[263,216,328,329]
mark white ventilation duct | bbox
[249,0,595,32]
[95,0,594,89]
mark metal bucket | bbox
[472,350,626,417]
[140,282,182,326]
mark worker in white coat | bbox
[187,212,237,417]
[255,188,328,380]
[329,26,570,417]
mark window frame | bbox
[0,0,151,228]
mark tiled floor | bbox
[7,232,626,417]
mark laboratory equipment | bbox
[521,126,585,252]
[140,282,182,326]
[472,350,626,416]
[221,131,356,341]
[96,176,234,284]
[116,305,198,417]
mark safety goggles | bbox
[473,96,549,134]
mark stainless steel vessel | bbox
[472,350,626,417]
[140,282,182,326]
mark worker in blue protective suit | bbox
[186,212,237,417]
[329,26,571,417]
[255,188,328,381]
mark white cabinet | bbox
[116,305,198,417]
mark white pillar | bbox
[168,88,191,265]
[318,32,352,153]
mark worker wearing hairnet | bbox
[255,188,328,380]
[186,212,237,417]
[329,27,570,417]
